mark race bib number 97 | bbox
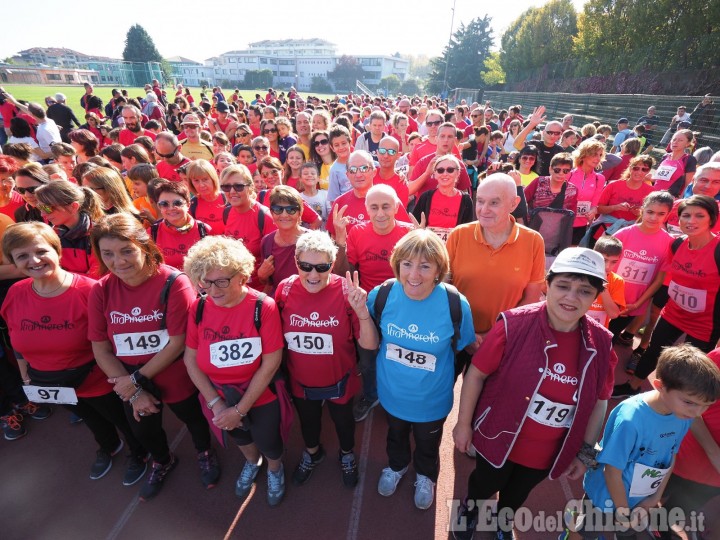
[209,337,262,368]
[24,385,78,405]
[385,343,436,372]
[114,330,169,356]
[285,332,333,355]
[527,393,575,428]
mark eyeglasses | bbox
[270,205,300,215]
[262,170,281,179]
[545,130,562,136]
[15,186,41,195]
[377,148,397,156]
[313,139,329,147]
[435,166,458,174]
[236,131,251,137]
[198,273,237,290]
[219,183,251,193]
[520,156,536,161]
[37,204,55,214]
[552,167,571,174]
[296,260,332,273]
[632,166,651,172]
[184,125,199,130]
[470,114,481,118]
[155,147,178,159]
[347,165,372,175]
[157,199,187,209]
[253,145,269,151]
[263,128,277,134]
[426,120,442,127]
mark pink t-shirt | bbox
[597,181,655,221]
[568,169,605,227]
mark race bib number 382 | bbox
[209,337,262,368]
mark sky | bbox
[2,0,588,63]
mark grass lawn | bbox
[1,85,337,122]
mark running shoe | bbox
[15,401,52,420]
[267,463,285,507]
[612,382,641,399]
[90,440,124,480]
[139,454,178,501]
[614,332,635,347]
[197,448,221,489]
[235,457,263,498]
[625,347,646,375]
[377,466,407,497]
[123,453,148,486]
[353,395,379,422]
[339,451,358,488]
[292,446,325,486]
[452,502,479,540]
[1,412,26,441]
[414,473,435,510]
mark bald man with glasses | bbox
[513,105,565,176]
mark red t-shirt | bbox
[118,128,156,147]
[0,103,18,126]
[0,274,109,398]
[191,194,227,235]
[0,191,26,221]
[662,235,720,341]
[326,191,410,238]
[409,153,472,197]
[427,190,462,229]
[87,265,197,403]
[223,202,277,287]
[407,139,462,166]
[597,181,655,221]
[156,158,191,183]
[373,170,409,208]
[347,221,413,292]
[473,320,614,469]
[186,288,283,408]
[275,275,360,404]
[150,219,211,270]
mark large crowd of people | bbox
[1,81,720,539]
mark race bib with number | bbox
[629,462,670,498]
[24,385,78,405]
[385,343,437,372]
[668,280,707,313]
[576,201,591,216]
[285,332,334,355]
[586,308,608,327]
[618,259,655,285]
[209,337,262,368]
[428,226,453,244]
[651,164,677,182]
[527,393,576,428]
[114,330,169,356]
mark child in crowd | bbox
[586,236,625,328]
[298,162,329,230]
[127,163,159,225]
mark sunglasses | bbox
[632,166,651,172]
[347,165,372,175]
[37,204,55,214]
[545,130,562,136]
[236,131,251,137]
[520,156,536,161]
[270,205,300,215]
[157,199,186,209]
[377,148,397,156]
[219,183,251,193]
[155,148,178,159]
[15,186,41,195]
[552,167,571,174]
[253,145,269,151]
[296,260,332,273]
[470,114,481,118]
[198,273,237,290]
[435,166,458,174]
[425,120,442,127]
[263,128,277,134]
[313,139,330,147]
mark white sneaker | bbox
[378,466,407,496]
[414,473,435,510]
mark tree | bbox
[328,55,367,92]
[243,69,273,89]
[122,24,169,80]
[481,52,505,86]
[310,76,333,94]
[427,16,495,93]
[403,54,432,80]
[399,79,422,96]
[380,75,401,94]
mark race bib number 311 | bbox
[385,343,436,372]
[114,330,169,356]
[209,337,262,368]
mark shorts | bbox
[652,285,669,309]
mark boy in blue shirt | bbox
[562,344,720,539]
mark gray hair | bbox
[295,230,338,262]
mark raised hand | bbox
[333,204,350,244]
[345,270,370,317]
[529,106,547,127]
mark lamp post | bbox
[441,0,457,98]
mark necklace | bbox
[32,272,68,296]
[165,218,193,233]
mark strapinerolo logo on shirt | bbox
[290,312,339,327]
[21,314,75,331]
[543,362,578,386]
[386,323,439,343]
[110,307,164,324]
[625,249,659,263]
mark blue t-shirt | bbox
[583,393,692,511]
[327,160,351,203]
[367,281,474,422]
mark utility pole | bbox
[442,0,457,98]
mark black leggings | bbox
[633,317,717,380]
[467,454,549,516]
[123,391,211,463]
[66,391,145,457]
[293,396,355,452]
[0,355,27,416]
[227,398,283,460]
[609,315,635,338]
[386,411,446,481]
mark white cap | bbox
[549,247,607,284]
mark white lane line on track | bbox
[345,408,375,540]
[105,425,188,540]
[559,474,575,503]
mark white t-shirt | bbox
[36,120,62,153]
[301,190,330,230]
